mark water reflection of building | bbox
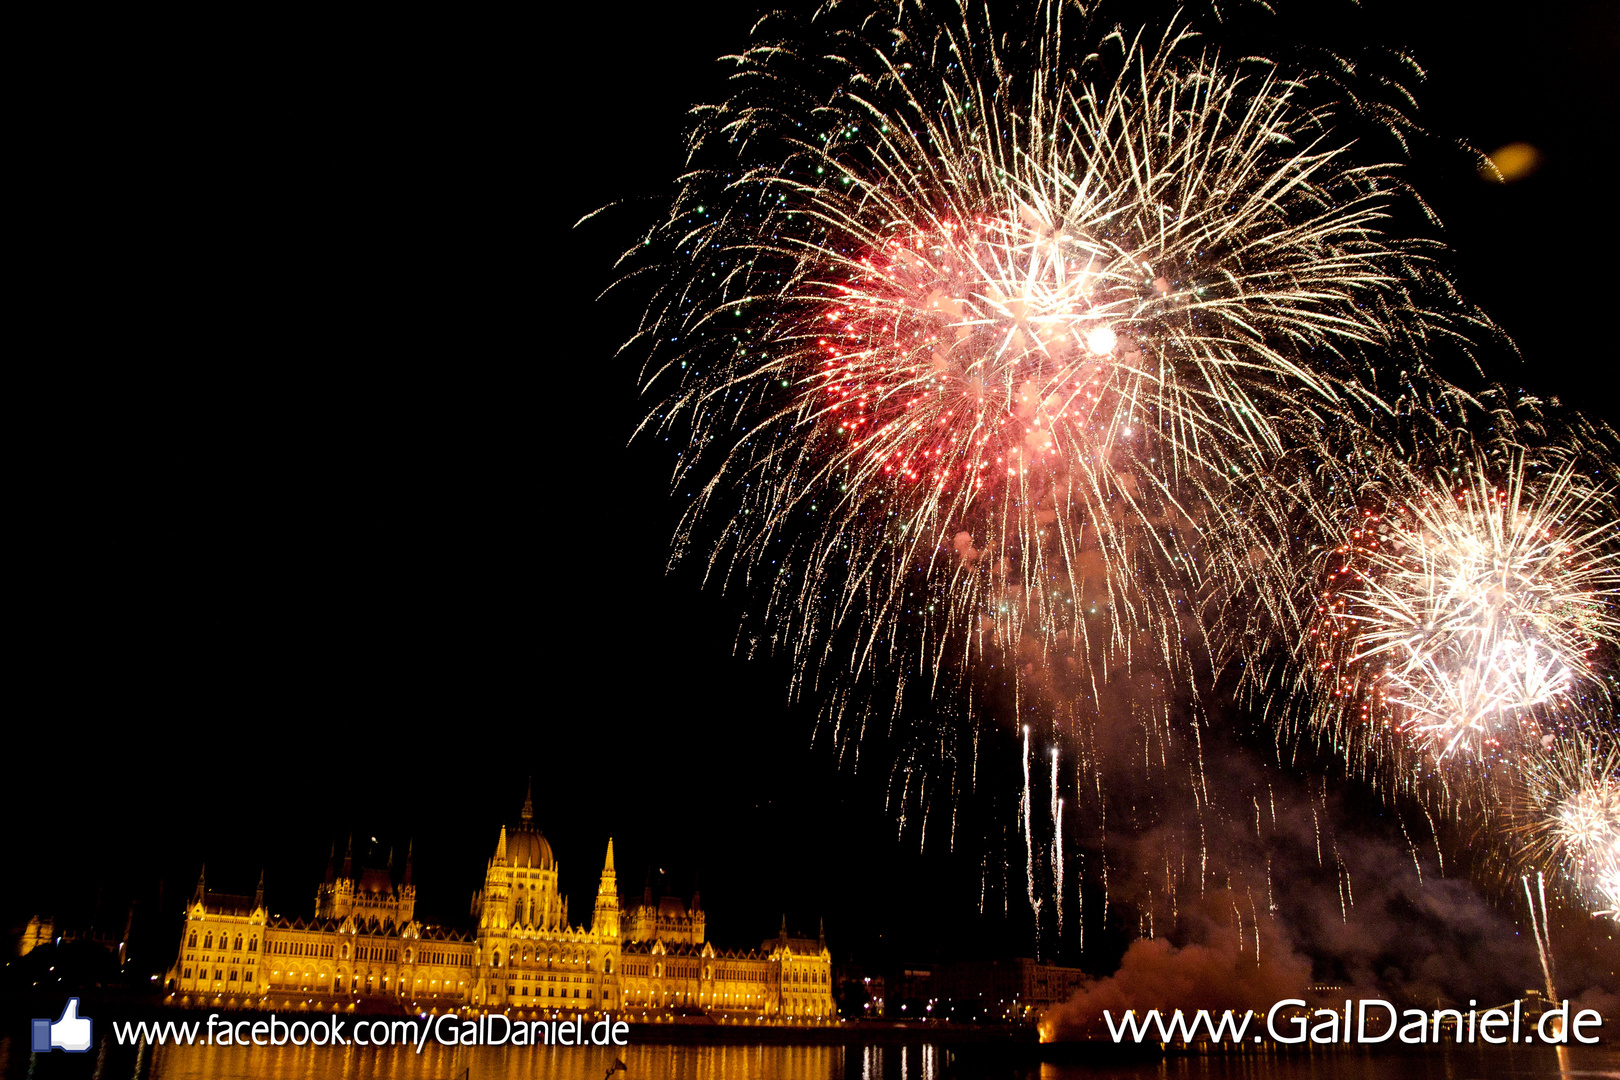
[163,785,835,1022]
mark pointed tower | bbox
[818,917,825,951]
[398,840,416,923]
[331,834,355,917]
[253,870,265,912]
[593,839,620,939]
[316,843,334,917]
[392,841,414,926]
[482,825,511,930]
[521,777,534,826]
[192,865,206,905]
[691,874,706,944]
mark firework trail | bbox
[1522,872,1560,1004]
[1051,748,1065,938]
[1021,725,1041,931]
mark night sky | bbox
[9,0,1616,985]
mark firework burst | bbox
[1303,457,1620,764]
[1516,735,1620,920]
[622,1,1481,713]
[605,0,1620,950]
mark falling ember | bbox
[1523,873,1560,1009]
[1051,748,1064,939]
[1022,726,1041,933]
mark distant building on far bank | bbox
[15,910,135,965]
[161,784,836,1023]
[889,958,1087,1023]
[17,916,54,957]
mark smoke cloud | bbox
[1044,889,1311,1038]
[1043,734,1619,1040]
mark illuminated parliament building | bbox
[164,787,836,1023]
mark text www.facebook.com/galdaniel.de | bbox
[33,998,630,1055]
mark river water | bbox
[2,1036,1616,1078]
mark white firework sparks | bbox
[1309,458,1620,761]
[1518,735,1620,921]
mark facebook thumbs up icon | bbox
[31,998,92,1053]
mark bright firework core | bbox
[815,214,1145,495]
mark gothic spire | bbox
[341,833,353,877]
[403,839,414,887]
[520,777,534,826]
[192,864,206,904]
[254,870,265,910]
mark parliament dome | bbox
[506,824,554,869]
[506,780,555,869]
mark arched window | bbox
[188,932,197,947]
[203,933,213,949]
[233,935,243,951]
[604,957,613,974]
[494,950,502,968]
[248,937,257,952]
